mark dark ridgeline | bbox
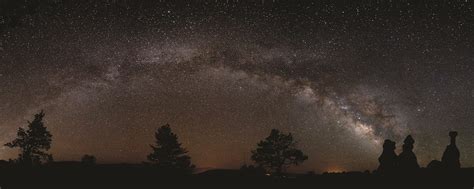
[239,164,266,176]
[0,112,472,187]
[441,131,461,169]
[377,139,398,174]
[398,135,420,171]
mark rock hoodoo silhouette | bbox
[381,131,463,172]
[441,131,460,169]
[377,139,398,173]
[398,135,420,171]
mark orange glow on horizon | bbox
[325,167,346,173]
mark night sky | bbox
[0,0,473,173]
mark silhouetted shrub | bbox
[81,154,96,166]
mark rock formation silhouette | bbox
[377,139,398,173]
[427,160,443,169]
[398,135,420,171]
[441,131,460,169]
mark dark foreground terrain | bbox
[0,165,472,188]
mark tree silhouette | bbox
[251,129,308,175]
[147,124,194,173]
[5,110,53,166]
[81,154,96,166]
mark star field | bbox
[0,0,473,173]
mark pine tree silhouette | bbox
[5,110,53,166]
[147,124,195,173]
[251,129,308,175]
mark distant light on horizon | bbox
[325,167,346,173]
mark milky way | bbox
[0,1,473,172]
